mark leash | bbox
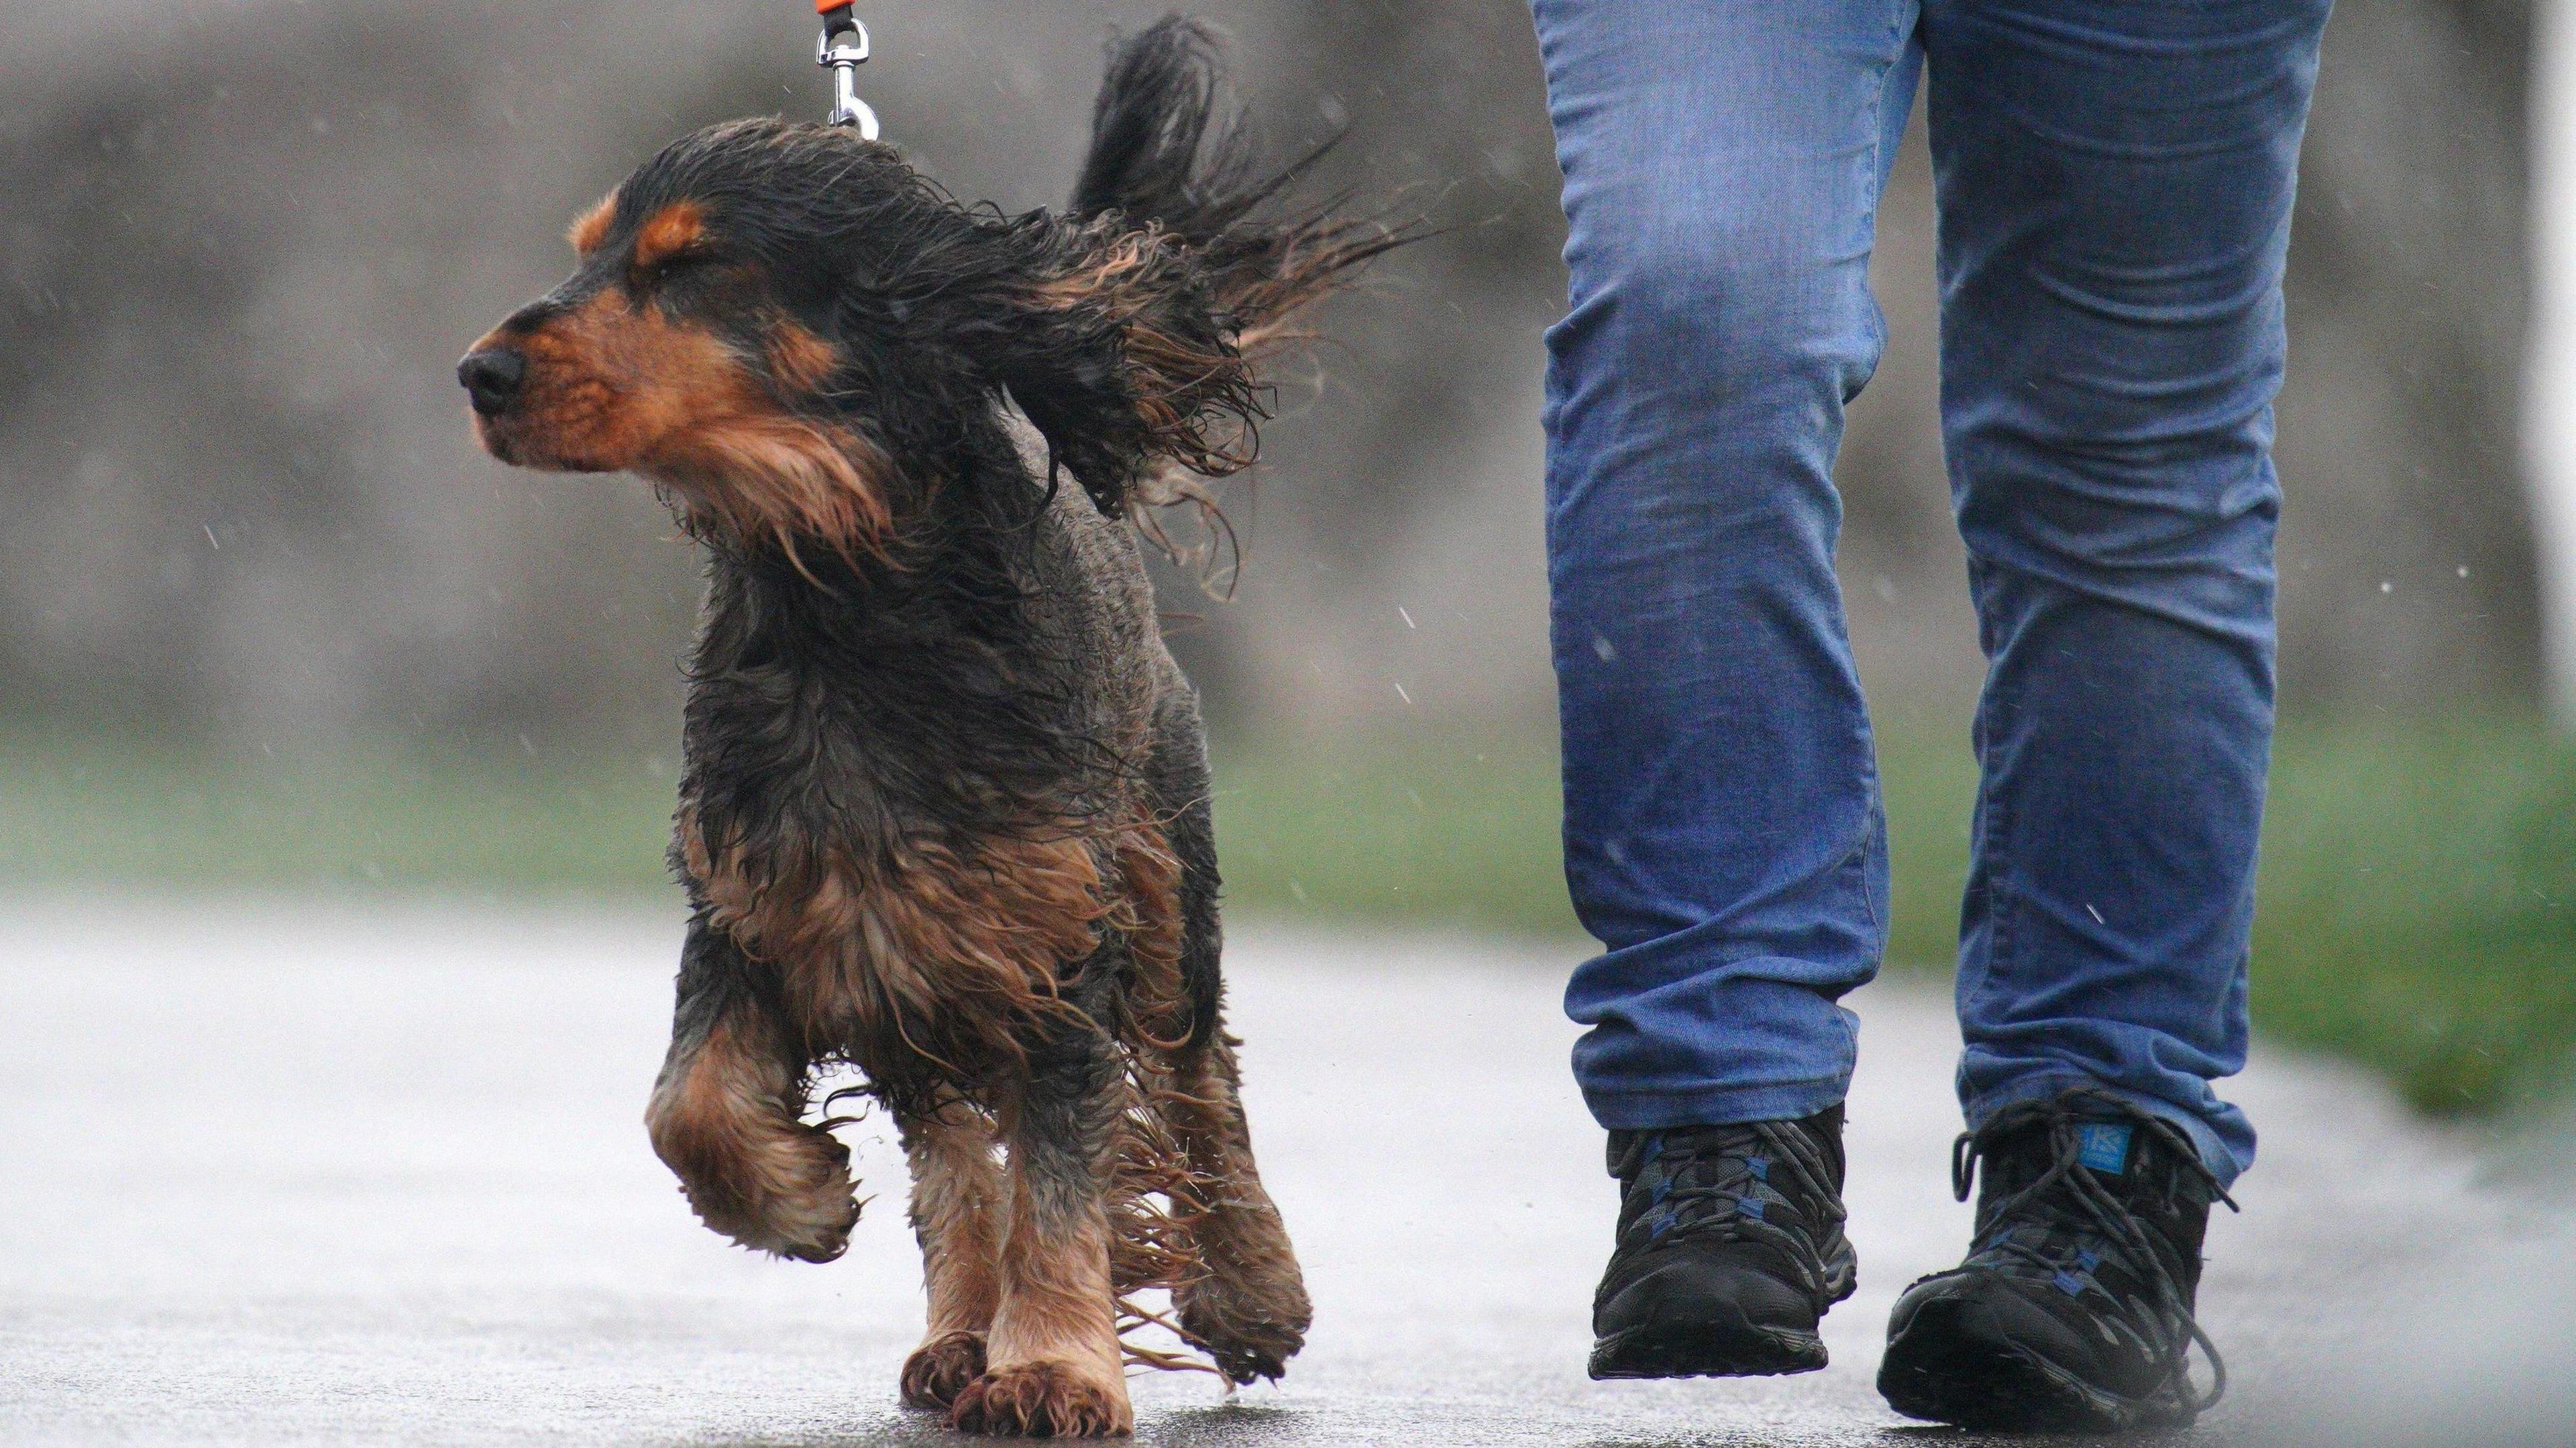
[813,1,881,140]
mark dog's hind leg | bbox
[643,915,859,1263]
[896,1101,1004,1411]
[947,1012,1132,1438]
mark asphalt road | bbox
[3,897,2571,1446]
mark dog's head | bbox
[460,119,930,557]
[460,114,1288,562]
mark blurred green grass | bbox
[3,716,2570,1116]
[1214,718,2576,1117]
[0,736,682,896]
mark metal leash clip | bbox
[815,3,880,140]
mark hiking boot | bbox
[1589,1105,1858,1379]
[1878,1087,2238,1432]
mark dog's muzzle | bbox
[458,347,527,418]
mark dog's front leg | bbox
[1165,1029,1311,1384]
[896,1102,1004,1410]
[948,1021,1132,1438]
[643,914,858,1262]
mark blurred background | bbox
[0,0,2566,1121]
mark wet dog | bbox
[459,18,1400,1437]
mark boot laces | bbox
[1951,1089,2240,1416]
[1629,1119,1845,1299]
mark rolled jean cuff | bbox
[1962,1068,2249,1189]
[1579,1073,1852,1133]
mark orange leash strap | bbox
[814,3,879,139]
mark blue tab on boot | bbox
[2075,1123,2133,1174]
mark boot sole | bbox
[1879,1298,2180,1433]
[1587,1240,1855,1381]
[1589,1319,1827,1380]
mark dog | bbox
[457,17,1402,1439]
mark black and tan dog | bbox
[458,19,1400,1438]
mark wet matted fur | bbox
[460,17,1405,1438]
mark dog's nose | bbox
[457,347,527,417]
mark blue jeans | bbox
[1537,0,2332,1186]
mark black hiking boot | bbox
[1589,1105,1857,1380]
[1878,1087,2239,1433]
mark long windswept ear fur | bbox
[975,17,1416,518]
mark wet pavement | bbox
[3,897,2571,1445]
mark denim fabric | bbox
[1534,0,2333,1186]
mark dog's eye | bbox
[635,247,718,284]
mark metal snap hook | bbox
[816,7,880,140]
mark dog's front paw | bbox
[1177,1283,1306,1384]
[949,1359,1132,1438]
[708,1119,859,1262]
[653,1109,860,1263]
[900,1329,988,1410]
[740,1131,863,1264]
[1177,1263,1311,1384]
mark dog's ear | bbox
[933,221,1262,516]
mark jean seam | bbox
[1961,1067,2245,1184]
[1586,1074,1854,1129]
[1965,631,2019,1023]
[1856,3,1908,376]
[1853,742,1886,956]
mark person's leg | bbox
[1925,0,2331,1190]
[1877,0,2334,1429]
[1537,0,1920,1138]
[1533,0,1921,1380]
